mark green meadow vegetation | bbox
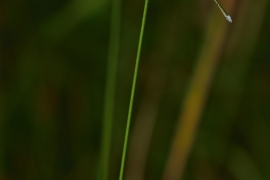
[0,0,270,179]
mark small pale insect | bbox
[214,0,233,23]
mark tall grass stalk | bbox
[163,1,235,178]
[119,0,149,179]
[100,0,121,179]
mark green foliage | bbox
[0,0,270,179]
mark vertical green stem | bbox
[100,0,121,179]
[119,0,149,179]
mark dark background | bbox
[0,0,270,179]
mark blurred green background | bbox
[0,0,270,179]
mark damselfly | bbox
[214,0,232,23]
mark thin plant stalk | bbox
[100,0,121,179]
[163,1,235,179]
[124,3,180,179]
[119,0,149,179]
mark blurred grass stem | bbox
[163,1,235,178]
[100,0,121,179]
[124,2,182,178]
[119,0,149,179]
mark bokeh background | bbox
[1,0,270,179]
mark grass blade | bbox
[100,0,121,179]
[163,0,235,179]
[118,0,150,179]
